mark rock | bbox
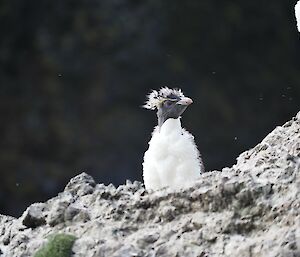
[136,233,159,248]
[21,204,46,228]
[0,111,300,257]
[64,172,96,197]
[296,111,300,120]
[47,200,70,227]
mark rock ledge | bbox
[0,112,299,257]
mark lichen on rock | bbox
[33,234,76,257]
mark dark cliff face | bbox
[0,112,299,257]
[0,0,300,217]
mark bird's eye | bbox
[164,100,173,107]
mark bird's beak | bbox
[176,97,193,106]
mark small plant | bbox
[34,234,76,257]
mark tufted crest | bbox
[143,87,185,110]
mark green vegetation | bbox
[34,234,76,257]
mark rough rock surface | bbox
[0,112,300,257]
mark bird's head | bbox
[143,87,193,127]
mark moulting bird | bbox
[296,1,300,32]
[142,87,204,190]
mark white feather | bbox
[296,1,300,32]
[143,118,203,190]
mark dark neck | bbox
[157,114,180,128]
[156,104,187,128]
[157,113,164,127]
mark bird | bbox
[296,1,300,32]
[142,87,204,190]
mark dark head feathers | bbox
[143,87,185,110]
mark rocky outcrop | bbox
[0,112,299,257]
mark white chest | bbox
[143,118,202,190]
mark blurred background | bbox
[0,0,299,217]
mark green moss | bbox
[34,234,76,257]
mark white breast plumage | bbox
[296,1,300,32]
[143,118,202,190]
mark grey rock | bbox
[21,203,46,228]
[65,172,96,197]
[0,111,300,257]
[136,233,159,248]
